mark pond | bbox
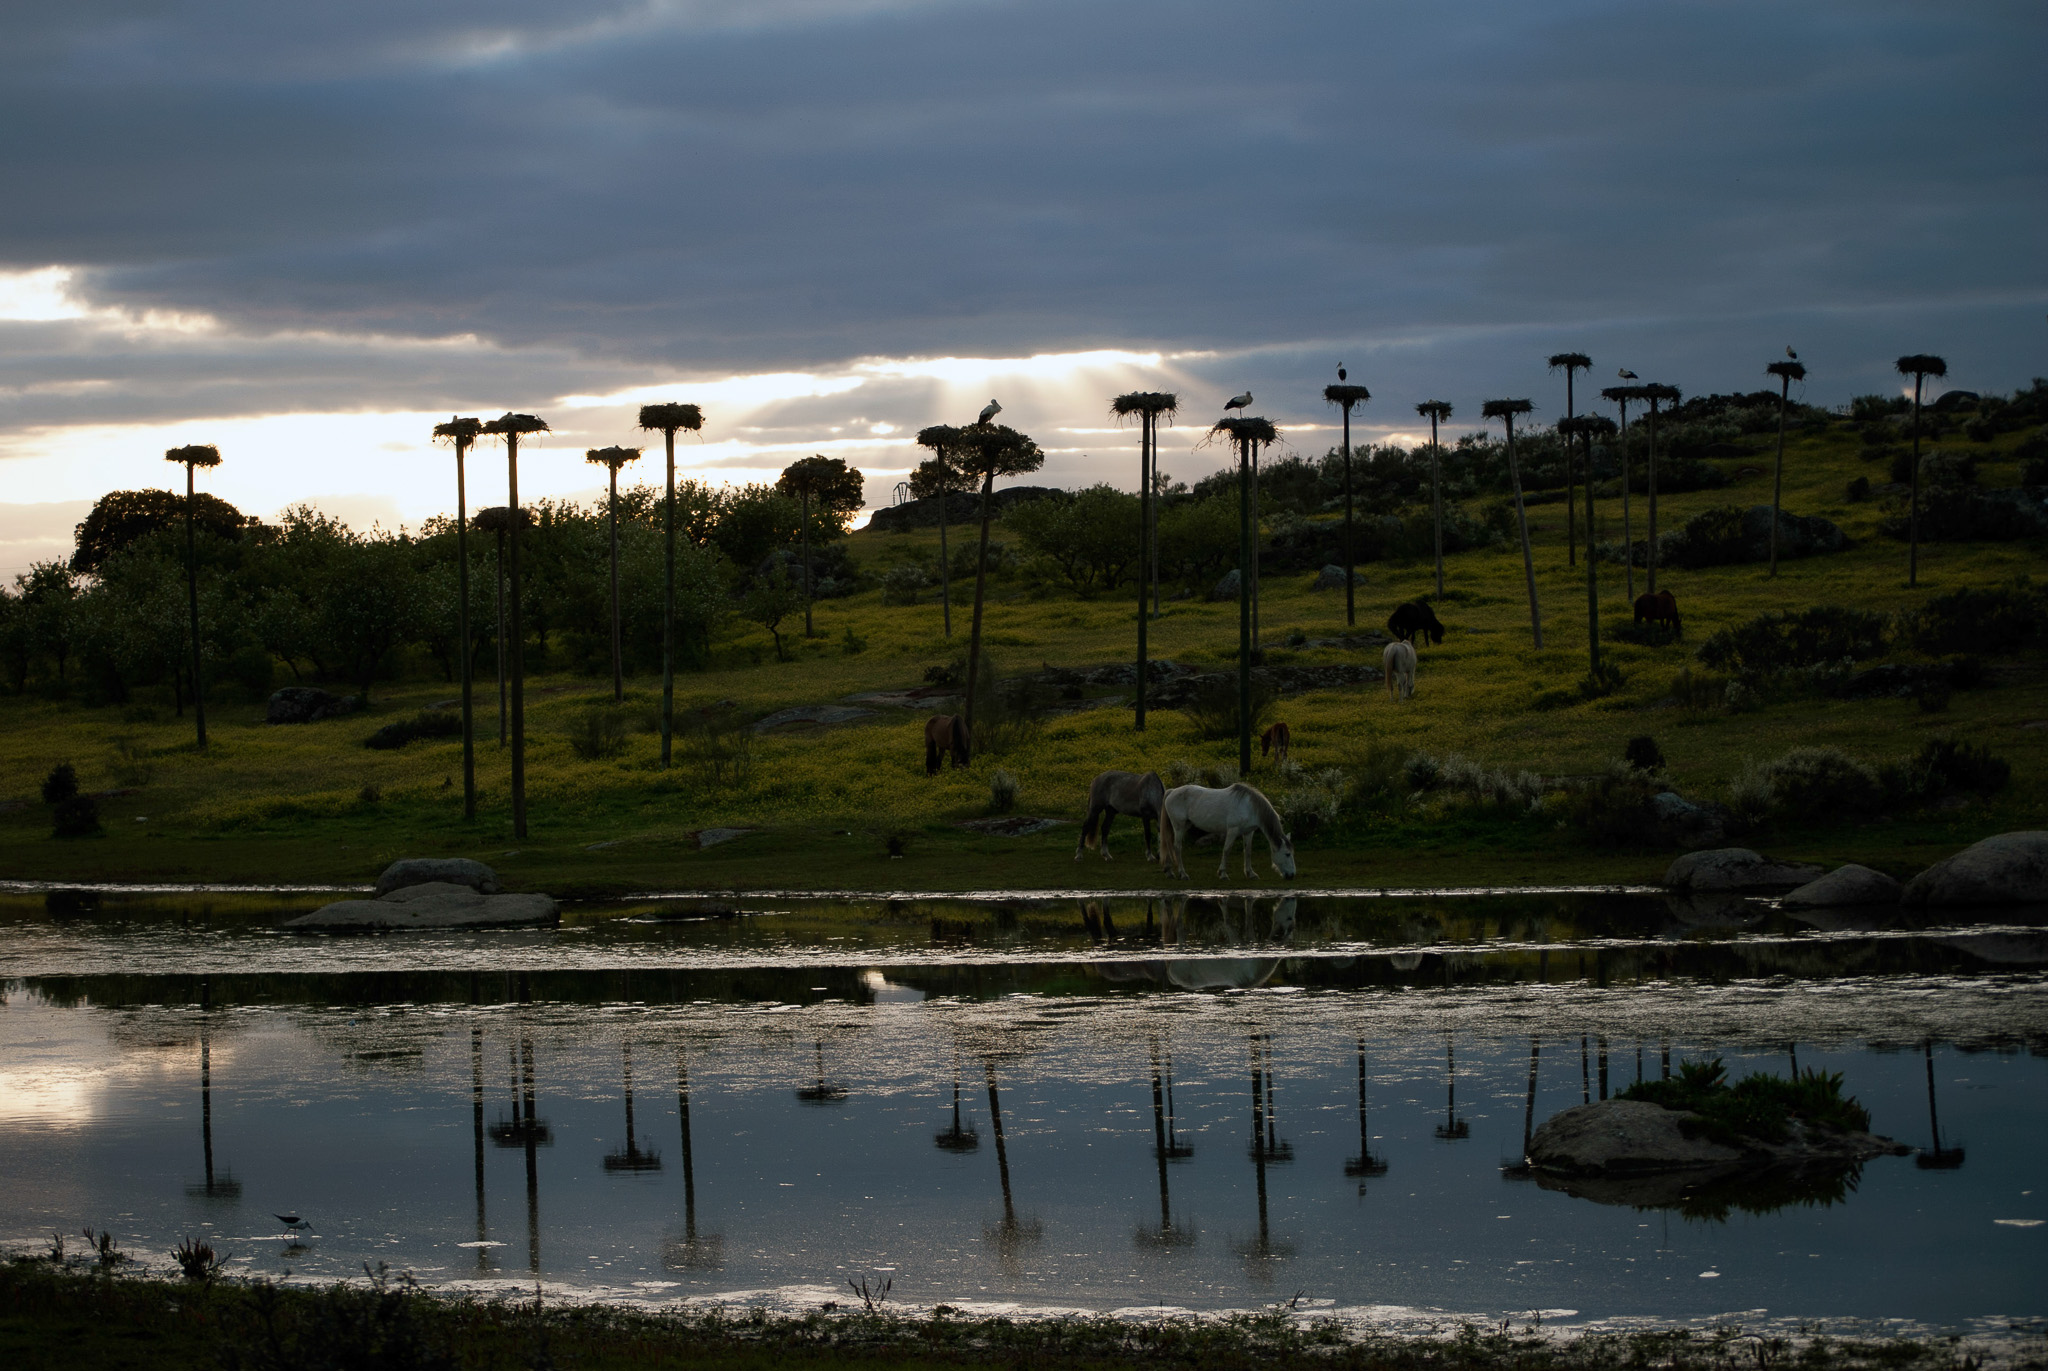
[1,889,2043,1333]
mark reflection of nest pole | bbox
[663,1050,724,1270]
[604,1043,663,1173]
[981,1058,1043,1266]
[934,1056,980,1152]
[1344,1039,1387,1182]
[1139,1038,1197,1251]
[1502,1036,1542,1178]
[1916,1041,1966,1170]
[184,1020,243,1200]
[795,1039,849,1104]
[1435,1034,1469,1140]
[1247,1035,1293,1164]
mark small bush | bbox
[1728,759,1775,826]
[970,655,1052,756]
[1761,746,1883,816]
[1276,768,1347,837]
[41,762,79,805]
[1177,673,1278,742]
[1622,736,1665,773]
[880,565,927,606]
[364,711,463,750]
[988,768,1019,812]
[174,1236,228,1283]
[1696,605,1888,674]
[1402,752,1442,790]
[357,783,382,805]
[1578,663,1626,701]
[923,660,964,689]
[1724,679,1762,713]
[1566,761,1665,846]
[1845,475,1871,502]
[567,706,630,760]
[51,796,101,838]
[1621,1057,1870,1146]
[1165,759,1199,788]
[1341,742,1412,804]
[839,626,868,656]
[1915,738,2011,796]
[1915,679,1951,712]
[1668,668,1726,714]
[109,736,155,786]
[1897,580,2042,656]
[1890,447,1977,487]
[679,707,753,786]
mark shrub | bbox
[1760,747,1883,816]
[174,1236,228,1283]
[1727,760,1774,826]
[1880,487,2048,542]
[1401,752,1442,790]
[880,564,927,606]
[1566,761,1665,846]
[357,783,382,804]
[1578,663,1626,701]
[1696,605,1888,674]
[839,626,868,656]
[1668,668,1726,714]
[568,706,629,760]
[1913,738,2011,796]
[924,660,964,689]
[51,795,101,838]
[989,768,1019,812]
[1177,673,1277,742]
[1276,768,1347,837]
[1341,742,1412,804]
[1621,1057,1870,1146]
[1622,736,1665,773]
[1845,475,1871,502]
[41,762,79,805]
[679,707,753,786]
[1890,447,1977,487]
[364,711,462,750]
[110,736,155,786]
[1897,580,2042,656]
[969,654,1051,756]
[1915,679,1951,712]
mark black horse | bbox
[1387,602,1445,645]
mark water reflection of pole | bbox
[1139,1039,1195,1248]
[522,1037,541,1275]
[186,1000,243,1200]
[665,1050,724,1268]
[1789,1043,1800,1078]
[1235,1035,1294,1282]
[981,1059,1042,1264]
[935,1053,980,1152]
[1434,1033,1469,1140]
[1580,1036,1590,1104]
[471,1025,490,1269]
[1344,1038,1387,1185]
[1597,1036,1609,1100]
[1917,1041,1966,1170]
[605,1043,663,1172]
[1522,1037,1541,1160]
[795,1040,849,1104]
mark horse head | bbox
[1272,831,1298,880]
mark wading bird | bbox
[978,399,1002,425]
[1225,391,1253,413]
[1617,367,1637,380]
[1786,346,1799,360]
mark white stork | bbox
[977,399,1002,426]
[1786,346,1798,360]
[1224,391,1253,414]
[1617,368,1638,380]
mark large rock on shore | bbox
[284,882,556,931]
[374,857,499,896]
[1782,863,1902,909]
[1665,848,1825,892]
[1901,831,2048,907]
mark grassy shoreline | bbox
[4,1261,2034,1371]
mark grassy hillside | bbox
[2,416,2041,893]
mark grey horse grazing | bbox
[1159,783,1298,881]
[1076,769,1166,861]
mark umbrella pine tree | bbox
[777,455,865,640]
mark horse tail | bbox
[1158,791,1180,873]
[1080,805,1101,850]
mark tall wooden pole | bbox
[506,434,528,839]
[661,428,676,767]
[1135,411,1150,731]
[183,461,207,749]
[1341,400,1356,626]
[1237,432,1253,777]
[455,438,475,816]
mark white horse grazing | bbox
[1159,783,1298,881]
[1383,639,1417,701]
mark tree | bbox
[951,420,1045,750]
[71,489,253,574]
[1005,485,1142,595]
[742,564,805,662]
[481,412,549,839]
[1601,385,1644,601]
[1764,360,1807,578]
[638,401,705,769]
[1896,354,1948,587]
[776,455,865,638]
[586,444,643,702]
[1547,353,1592,567]
[1209,414,1278,776]
[1640,383,1681,594]
[910,426,964,637]
[164,444,222,747]
[1414,401,1453,597]
[1110,391,1178,727]
[434,416,484,819]
[1322,378,1371,627]
[1480,400,1541,646]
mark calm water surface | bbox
[2,890,2043,1330]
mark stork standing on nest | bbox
[978,399,1002,426]
[1224,391,1253,414]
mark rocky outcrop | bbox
[1782,863,1903,908]
[1902,831,2048,906]
[1209,569,1241,601]
[1310,565,1356,591]
[1665,848,1825,892]
[284,882,556,931]
[751,705,874,732]
[1529,1098,1907,1175]
[266,687,359,724]
[374,857,498,896]
[1649,792,1728,850]
[863,485,1058,533]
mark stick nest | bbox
[586,445,643,468]
[482,413,550,437]
[1110,391,1180,421]
[164,444,221,468]
[1323,384,1371,407]
[637,402,705,433]
[1208,416,1280,444]
[1480,399,1533,419]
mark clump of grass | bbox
[988,768,1019,812]
[357,783,382,805]
[678,705,753,786]
[109,736,155,786]
[173,1236,227,1283]
[1669,667,1727,715]
[567,705,629,760]
[1622,736,1665,773]
[1177,673,1277,741]
[840,626,868,655]
[1620,1057,1871,1147]
[363,711,462,751]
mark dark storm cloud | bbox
[1,0,2042,413]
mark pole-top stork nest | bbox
[482,413,550,439]
[1480,399,1533,420]
[1641,383,1681,404]
[1414,400,1454,420]
[471,505,533,533]
[1895,354,1947,378]
[1600,384,1644,403]
[1323,384,1371,407]
[1208,415,1280,444]
[1558,413,1618,438]
[1547,352,1594,371]
[165,444,222,468]
[637,402,704,433]
[1766,361,1807,383]
[433,416,484,444]
[586,445,643,469]
[1110,391,1180,422]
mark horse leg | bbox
[1242,825,1261,880]
[1098,810,1115,860]
[1074,805,1096,861]
[1142,816,1156,864]
[926,738,940,775]
[1216,825,1233,880]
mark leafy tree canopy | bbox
[72,488,257,573]
[775,455,866,529]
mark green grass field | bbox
[3,421,2041,894]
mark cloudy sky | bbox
[2,0,2041,576]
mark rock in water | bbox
[1783,863,1903,908]
[266,687,360,724]
[1902,831,2048,906]
[1665,848,1826,892]
[1529,1100,1744,1174]
[285,884,556,931]
[374,857,499,896]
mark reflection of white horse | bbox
[1383,640,1416,700]
[1160,784,1297,881]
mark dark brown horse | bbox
[1633,590,1682,639]
[1260,721,1291,763]
[1387,601,1446,645]
[1076,769,1165,862]
[924,714,971,774]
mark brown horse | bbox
[924,714,971,774]
[1260,721,1291,763]
[1633,590,1682,639]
